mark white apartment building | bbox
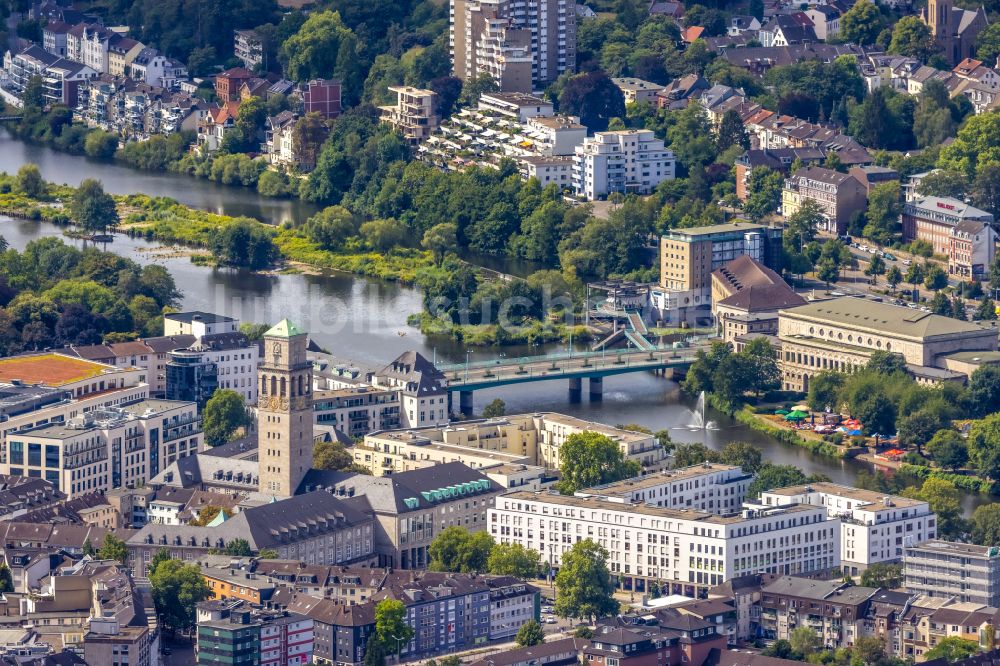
[575,463,752,516]
[572,130,676,200]
[759,482,936,575]
[490,492,839,596]
[4,399,202,498]
[369,351,448,429]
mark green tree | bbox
[487,543,541,579]
[202,389,248,446]
[743,167,784,221]
[924,265,948,291]
[304,205,359,251]
[967,365,1000,417]
[888,16,939,60]
[747,463,808,498]
[718,441,764,473]
[860,562,903,588]
[808,371,845,412]
[784,198,822,253]
[558,71,626,133]
[904,477,963,537]
[971,503,1000,545]
[422,223,458,264]
[926,429,968,470]
[971,163,1000,218]
[363,638,386,666]
[428,526,494,572]
[224,538,252,556]
[863,182,902,246]
[977,23,1000,63]
[280,10,364,98]
[148,549,172,578]
[816,258,840,287]
[969,413,1000,481]
[482,398,506,418]
[70,179,119,234]
[938,112,1000,178]
[924,637,980,662]
[557,431,641,495]
[15,164,45,198]
[716,109,750,151]
[897,409,948,450]
[867,350,908,376]
[374,599,414,656]
[839,0,883,45]
[856,393,897,436]
[149,559,211,632]
[865,255,887,285]
[976,296,997,320]
[211,219,277,269]
[97,533,128,563]
[291,112,328,170]
[886,265,903,291]
[515,620,545,647]
[553,539,618,621]
[917,169,968,200]
[313,440,356,470]
[0,564,12,594]
[360,219,408,253]
[739,337,780,398]
[789,626,820,657]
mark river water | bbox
[0,134,991,513]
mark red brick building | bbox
[215,67,254,102]
[303,79,342,119]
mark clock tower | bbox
[257,319,313,497]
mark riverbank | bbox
[0,176,599,347]
[733,405,849,459]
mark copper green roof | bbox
[265,319,306,338]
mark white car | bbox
[545,618,558,624]
[868,247,877,254]
[902,259,912,266]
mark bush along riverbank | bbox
[732,403,848,459]
[0,176,594,347]
[898,463,996,494]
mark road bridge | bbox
[439,346,704,414]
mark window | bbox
[28,443,41,467]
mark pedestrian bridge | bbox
[438,346,704,414]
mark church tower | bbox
[926,0,953,57]
[257,319,313,497]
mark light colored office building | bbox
[760,482,936,575]
[489,492,838,596]
[164,311,239,337]
[776,296,999,391]
[451,0,576,92]
[904,540,1000,607]
[651,222,784,315]
[356,412,665,476]
[572,129,676,200]
[4,399,202,498]
[781,166,868,235]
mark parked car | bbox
[882,252,897,261]
[902,258,912,266]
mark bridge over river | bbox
[438,345,707,414]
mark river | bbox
[0,135,991,514]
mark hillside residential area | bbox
[0,0,1000,665]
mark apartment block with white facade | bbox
[575,463,753,516]
[489,491,839,596]
[759,482,936,575]
[572,129,676,200]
